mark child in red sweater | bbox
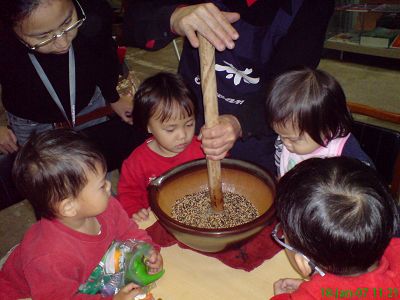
[0,129,163,300]
[117,72,205,222]
[271,157,399,300]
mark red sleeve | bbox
[0,269,27,300]
[109,198,154,244]
[117,152,149,217]
[23,255,113,300]
[384,237,400,272]
[0,225,114,299]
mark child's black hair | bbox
[276,157,397,275]
[12,129,107,219]
[265,67,353,146]
[132,72,197,132]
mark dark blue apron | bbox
[178,0,303,173]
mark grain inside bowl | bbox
[171,190,259,229]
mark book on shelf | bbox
[360,27,400,48]
[327,32,360,45]
[371,4,400,13]
[390,34,400,49]
[335,4,378,12]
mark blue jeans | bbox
[0,87,108,209]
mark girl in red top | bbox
[117,72,205,222]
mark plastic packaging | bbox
[79,240,165,297]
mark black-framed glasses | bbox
[22,0,86,50]
[272,222,325,277]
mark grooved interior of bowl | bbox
[149,159,276,252]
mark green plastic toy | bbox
[125,242,165,286]
[79,240,165,296]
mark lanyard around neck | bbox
[28,47,76,127]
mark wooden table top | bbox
[139,213,301,300]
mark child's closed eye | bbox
[288,137,301,142]
[282,136,302,143]
[99,177,108,190]
[162,124,176,133]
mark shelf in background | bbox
[325,1,400,60]
[325,39,400,59]
[336,3,400,13]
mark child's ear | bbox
[294,253,312,277]
[57,198,78,217]
[147,125,152,134]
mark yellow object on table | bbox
[139,213,301,300]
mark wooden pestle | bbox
[198,35,224,211]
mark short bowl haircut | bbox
[12,129,107,220]
[132,72,197,132]
[276,157,397,275]
[265,67,353,146]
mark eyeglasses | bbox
[22,0,86,50]
[272,222,325,276]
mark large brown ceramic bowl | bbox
[148,159,276,253]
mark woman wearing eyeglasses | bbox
[0,0,141,208]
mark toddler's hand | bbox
[145,249,164,274]
[273,278,303,295]
[132,208,151,222]
[110,95,133,125]
[113,283,143,300]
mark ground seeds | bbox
[171,190,259,229]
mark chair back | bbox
[348,102,400,197]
